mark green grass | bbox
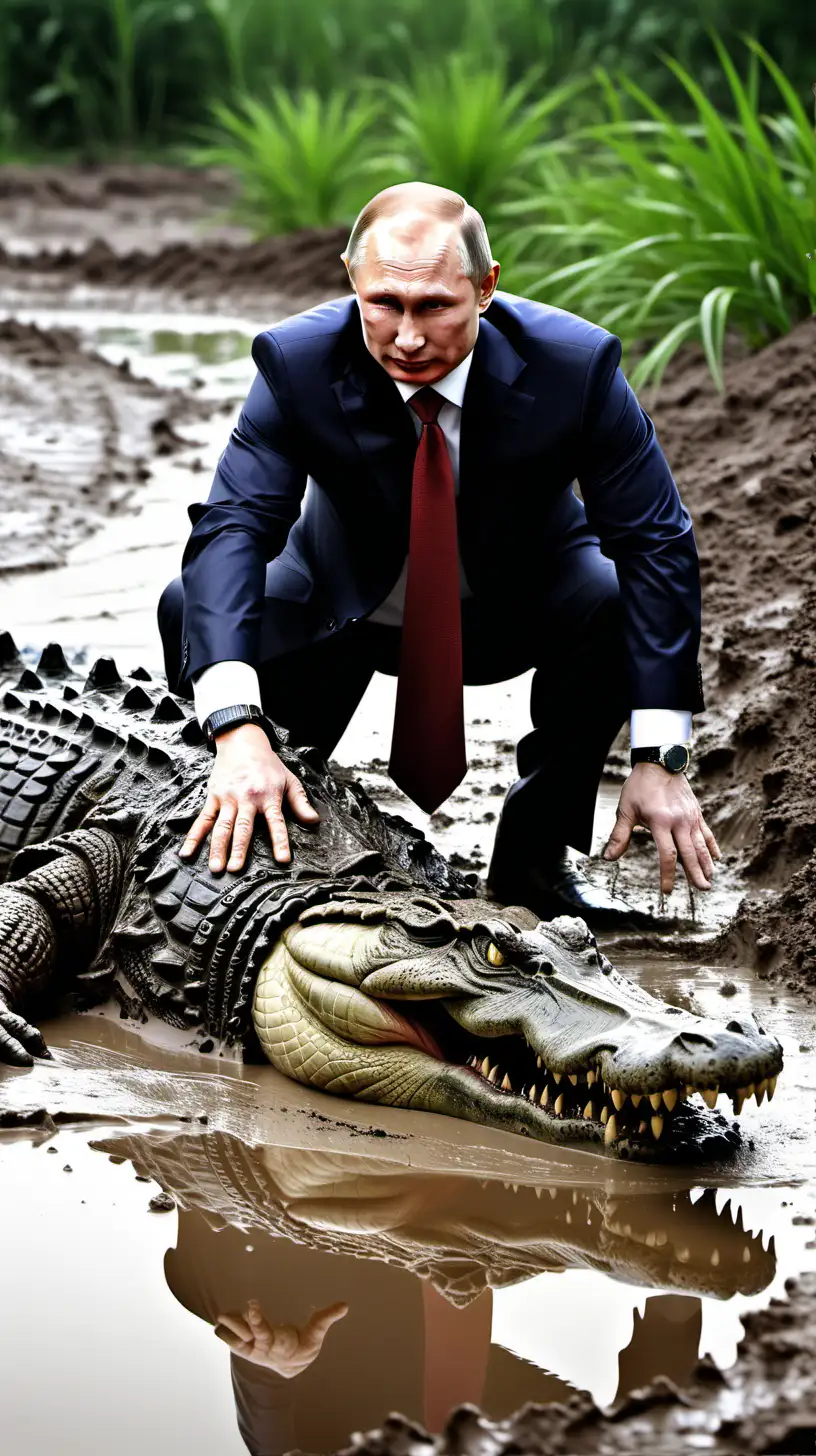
[1,0,816,156]
[194,88,388,231]
[507,37,816,389]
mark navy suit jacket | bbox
[180,291,702,711]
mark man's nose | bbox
[395,315,425,352]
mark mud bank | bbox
[0,171,815,1453]
[340,1271,816,1455]
[0,318,206,572]
[647,320,816,984]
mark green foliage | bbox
[0,0,816,157]
[380,57,583,224]
[195,88,387,231]
[508,37,816,390]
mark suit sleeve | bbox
[576,335,703,712]
[180,333,307,681]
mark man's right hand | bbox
[179,723,320,873]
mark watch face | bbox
[662,744,690,773]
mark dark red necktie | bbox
[388,387,467,813]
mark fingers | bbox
[303,1303,349,1346]
[673,825,710,891]
[207,803,238,874]
[227,808,257,874]
[214,1323,249,1353]
[651,823,678,896]
[691,824,714,884]
[264,792,291,865]
[179,796,219,860]
[0,1008,52,1066]
[603,809,634,862]
[701,817,721,861]
[216,1311,254,1344]
[286,778,320,825]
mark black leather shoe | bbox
[486,846,657,932]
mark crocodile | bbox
[0,633,783,1163]
[92,1129,776,1305]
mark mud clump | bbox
[338,1275,816,1454]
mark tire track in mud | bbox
[0,319,206,574]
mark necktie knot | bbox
[409,386,444,427]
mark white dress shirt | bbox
[194,350,691,749]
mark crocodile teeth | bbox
[702,1088,719,1109]
[733,1090,747,1115]
[481,1057,491,1077]
[710,1248,720,1267]
[768,1075,777,1099]
[649,1092,662,1111]
[501,1073,512,1092]
[554,1094,564,1115]
[604,1114,618,1145]
[529,1084,537,1103]
[663,1089,678,1112]
[488,1066,499,1084]
[677,1247,691,1263]
[583,1101,594,1120]
[553,1072,562,1084]
[540,1086,550,1106]
[568,1073,578,1086]
[611,1089,626,1111]
[755,1079,767,1105]
[638,1121,648,1135]
[537,1055,542,1068]
[601,1106,609,1125]
[651,1115,664,1140]
[742,1247,751,1263]
[587,1070,596,1086]
[630,1094,642,1108]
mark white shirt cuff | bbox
[630,709,693,748]
[193,661,262,727]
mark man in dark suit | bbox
[159,182,719,927]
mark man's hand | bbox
[215,1298,348,1376]
[179,723,320,873]
[603,762,720,895]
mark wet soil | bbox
[0,166,815,1453]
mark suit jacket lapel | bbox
[460,315,536,488]
[331,331,417,524]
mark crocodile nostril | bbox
[726,1020,751,1036]
[675,1031,716,1051]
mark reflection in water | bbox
[91,1130,775,1454]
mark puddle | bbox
[1,304,816,1451]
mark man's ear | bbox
[341,254,356,292]
[479,261,501,312]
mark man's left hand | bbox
[603,762,720,894]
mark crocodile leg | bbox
[0,827,127,1066]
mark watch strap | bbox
[203,705,283,753]
[630,744,691,773]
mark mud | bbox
[0,317,206,573]
[0,167,816,1453]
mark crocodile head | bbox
[252,893,783,1163]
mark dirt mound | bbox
[338,1274,816,1454]
[0,227,350,307]
[0,319,204,573]
[641,319,816,978]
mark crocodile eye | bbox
[487,943,505,967]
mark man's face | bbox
[349,216,499,387]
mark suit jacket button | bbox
[325,616,337,632]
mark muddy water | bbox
[2,310,816,1453]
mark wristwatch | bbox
[203,704,278,750]
[630,743,691,774]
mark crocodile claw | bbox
[0,1002,52,1066]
